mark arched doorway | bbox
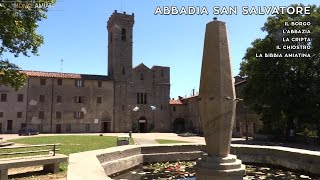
[173,118,185,133]
[138,117,147,133]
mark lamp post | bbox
[244,105,248,141]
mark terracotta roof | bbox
[21,70,110,81]
[170,80,247,103]
[169,99,184,105]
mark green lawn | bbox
[4,135,134,171]
[155,139,191,144]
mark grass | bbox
[155,139,191,144]
[2,135,134,173]
[10,135,119,156]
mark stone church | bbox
[0,10,171,133]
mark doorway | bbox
[173,118,186,133]
[138,117,147,133]
[56,124,61,133]
[102,122,111,133]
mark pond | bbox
[112,161,319,180]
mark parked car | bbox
[18,127,39,136]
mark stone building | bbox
[169,77,263,137]
[0,10,171,133]
[0,72,114,134]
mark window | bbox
[39,111,44,119]
[1,94,7,102]
[57,79,63,86]
[160,104,163,110]
[140,92,143,104]
[39,95,45,103]
[137,92,147,104]
[85,124,90,132]
[173,107,176,112]
[75,79,84,87]
[57,95,62,103]
[121,28,126,41]
[17,94,23,102]
[137,93,140,104]
[74,111,84,119]
[144,93,147,104]
[56,111,61,119]
[110,31,112,43]
[122,105,125,111]
[40,78,46,85]
[17,112,22,118]
[253,123,257,133]
[140,73,144,80]
[0,112,3,118]
[98,81,102,88]
[97,97,102,104]
[122,67,125,75]
[7,120,13,131]
[74,96,84,103]
[161,69,164,77]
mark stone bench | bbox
[0,154,68,180]
[0,144,68,180]
[117,136,130,146]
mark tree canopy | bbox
[239,4,320,137]
[0,0,55,90]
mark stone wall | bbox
[67,144,320,180]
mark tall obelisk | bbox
[195,18,245,179]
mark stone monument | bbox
[195,18,245,179]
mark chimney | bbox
[192,89,195,96]
[178,96,183,100]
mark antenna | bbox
[60,59,63,72]
[120,0,123,12]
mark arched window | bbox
[140,92,143,104]
[121,28,126,41]
[140,73,144,80]
[144,93,147,104]
[122,67,125,75]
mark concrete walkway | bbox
[132,133,203,144]
[0,133,244,145]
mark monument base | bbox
[195,154,245,180]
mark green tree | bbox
[0,0,55,90]
[239,4,320,137]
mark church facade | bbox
[0,11,171,133]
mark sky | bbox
[5,0,320,98]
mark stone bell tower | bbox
[107,10,135,132]
[107,10,134,81]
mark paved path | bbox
[0,133,246,145]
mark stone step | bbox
[0,141,14,147]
